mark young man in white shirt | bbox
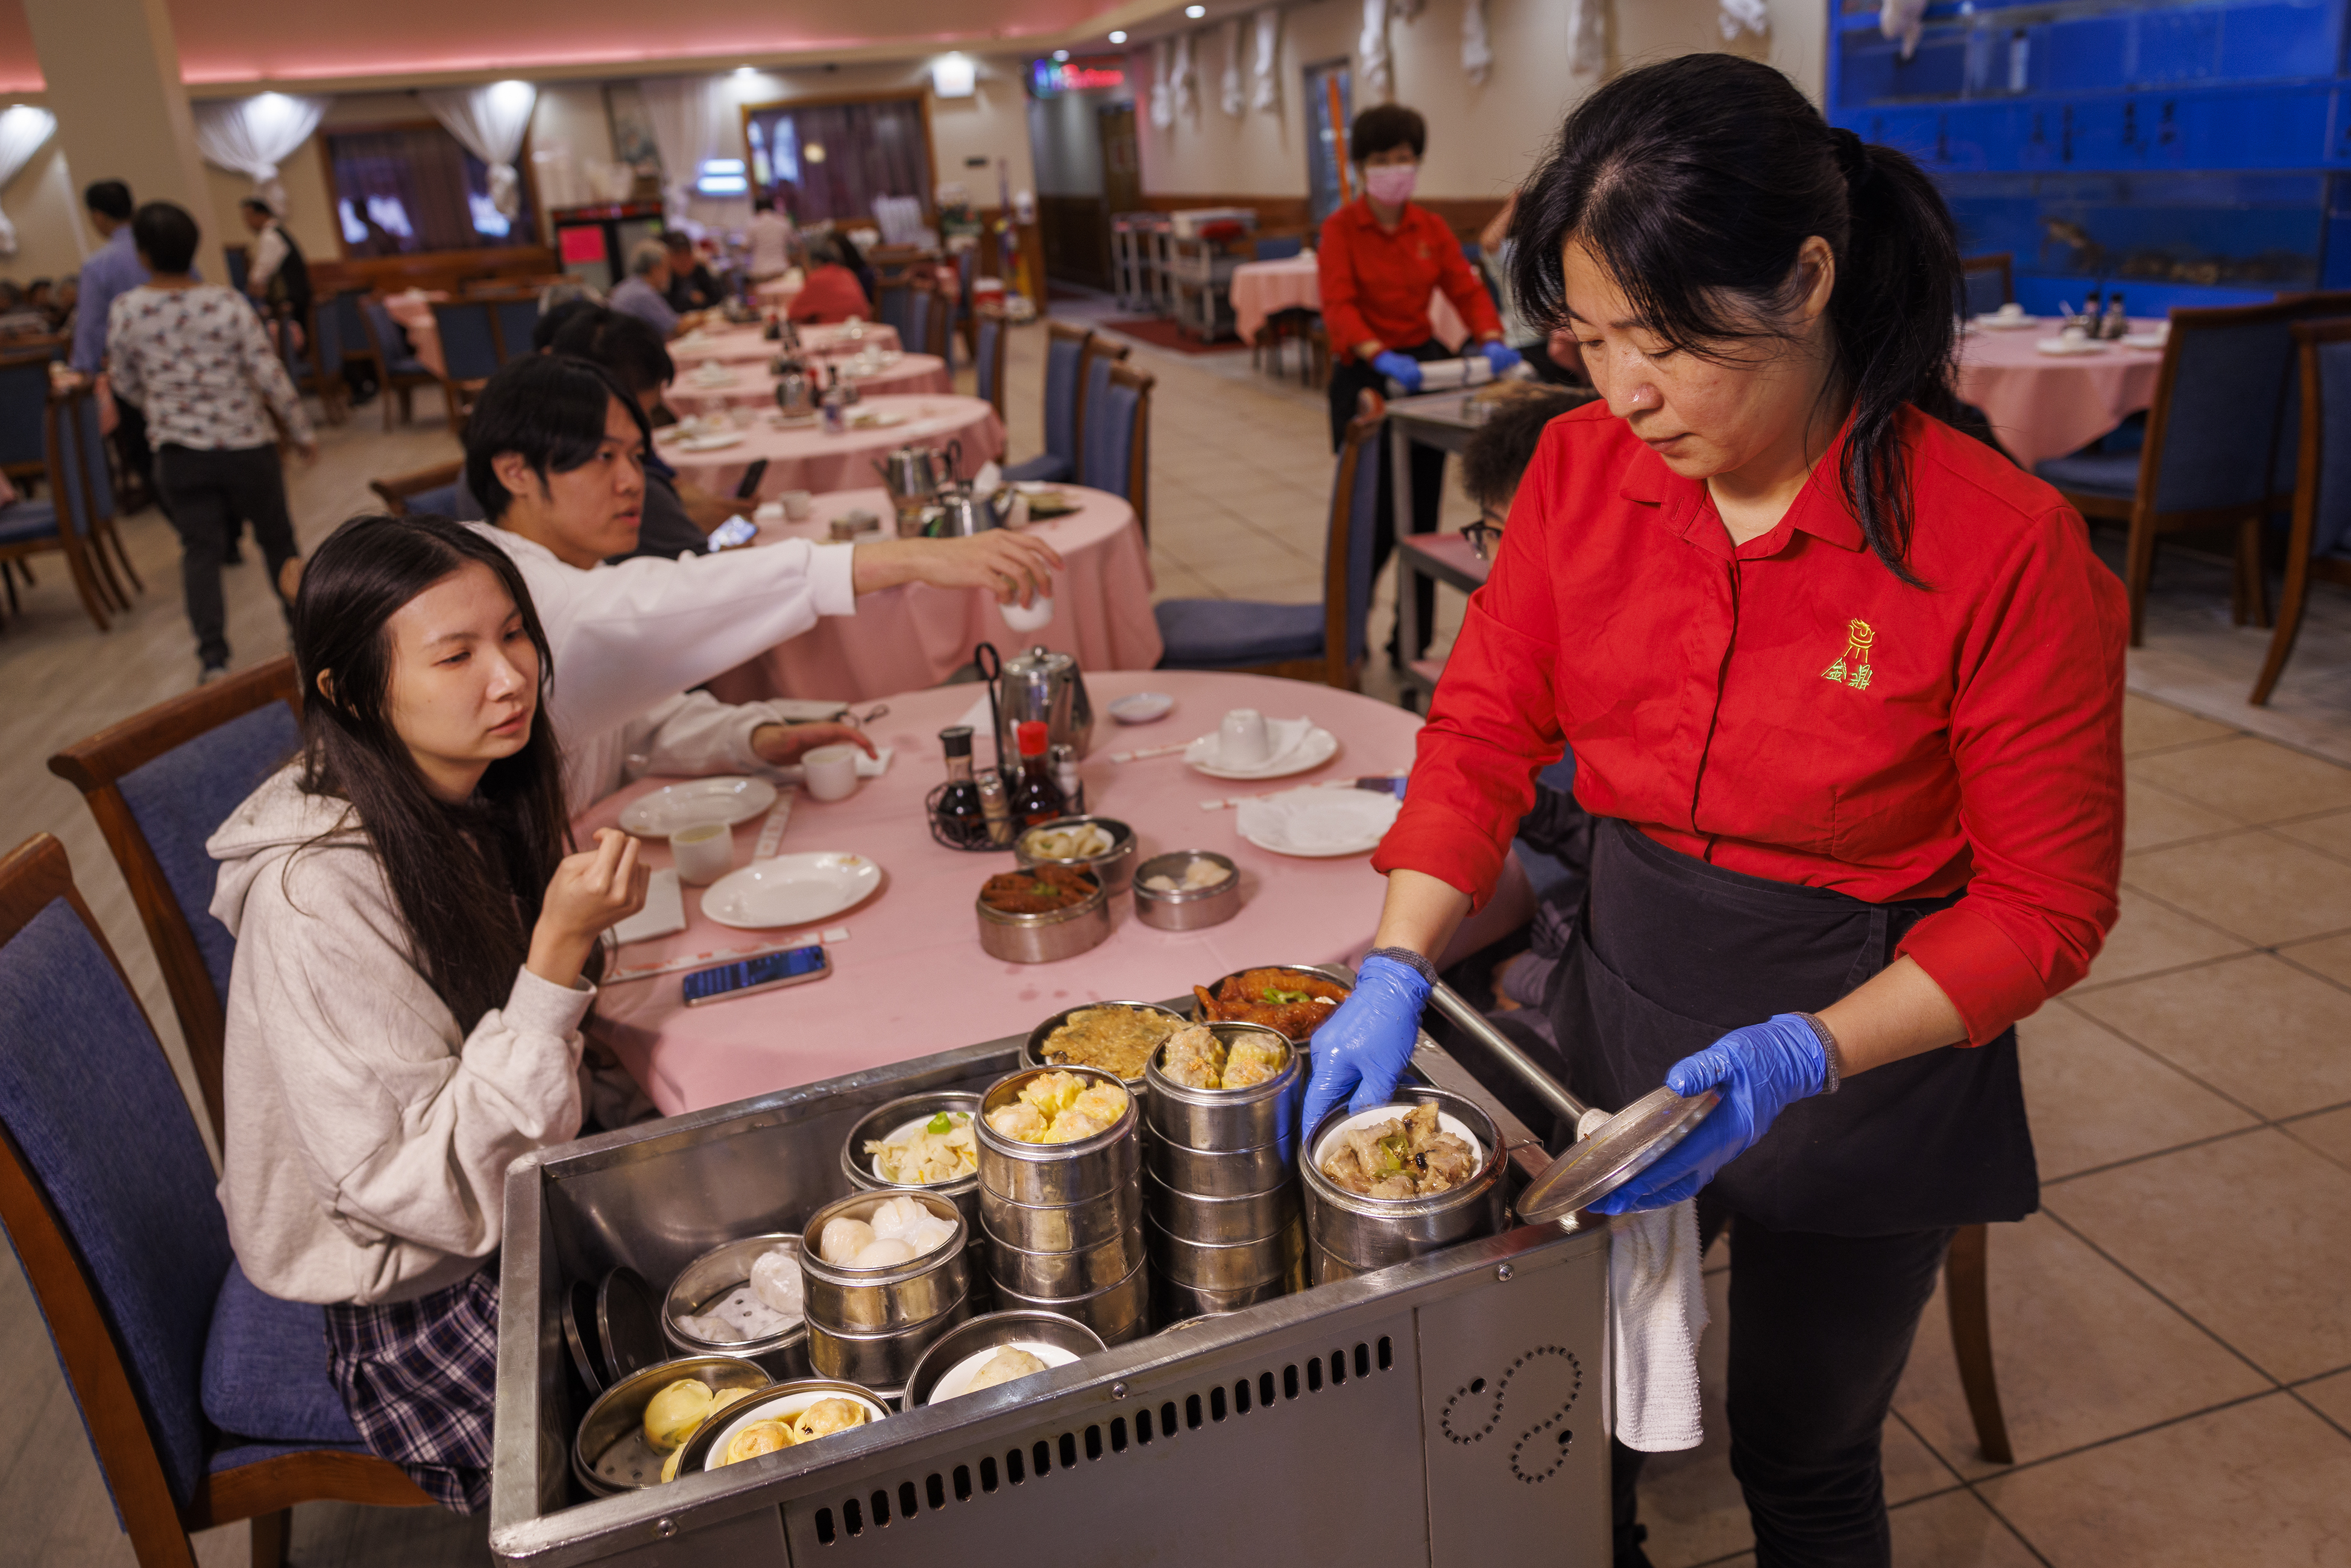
[461,353,1061,807]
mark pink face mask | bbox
[1364,163,1417,207]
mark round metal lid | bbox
[1513,1085,1722,1225]
[594,1267,664,1385]
[562,1279,606,1396]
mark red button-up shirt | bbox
[1375,403,2127,1045]
[1316,198,1502,359]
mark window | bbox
[742,95,933,226]
[326,126,538,254]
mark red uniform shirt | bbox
[1316,198,1502,359]
[1375,403,2127,1046]
[786,264,873,326]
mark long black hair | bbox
[1508,54,1963,584]
[291,513,579,1027]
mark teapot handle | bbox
[974,641,1003,767]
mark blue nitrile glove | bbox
[1300,954,1434,1136]
[1587,1014,1828,1216]
[1481,340,1523,377]
[1370,350,1424,393]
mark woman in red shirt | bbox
[785,235,873,326]
[1301,57,2124,1567]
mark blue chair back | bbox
[492,297,540,364]
[875,277,915,344]
[903,285,934,357]
[117,703,301,1006]
[333,291,376,362]
[225,247,250,295]
[1254,236,1304,261]
[1961,268,2007,320]
[1042,330,1086,469]
[1081,373,1143,500]
[431,300,500,382]
[2148,309,2297,515]
[975,313,1002,410]
[1335,408,1384,670]
[1081,350,1123,460]
[362,298,423,374]
[307,298,345,378]
[0,354,49,468]
[55,389,115,534]
[2309,337,2351,561]
[954,250,975,327]
[45,395,96,541]
[0,870,233,1511]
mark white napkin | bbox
[766,746,895,782]
[1577,1106,1708,1453]
[609,867,686,946]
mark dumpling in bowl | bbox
[819,1217,876,1265]
[791,1397,870,1442]
[986,1102,1046,1141]
[1068,1084,1129,1126]
[1220,1038,1287,1089]
[749,1248,804,1318]
[721,1420,795,1466]
[966,1346,1050,1393]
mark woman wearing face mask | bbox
[1300,58,2124,1567]
[1316,103,1517,661]
[207,514,649,1513]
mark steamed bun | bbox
[966,1346,1050,1393]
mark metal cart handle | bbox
[1423,979,1590,1129]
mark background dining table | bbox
[702,483,1164,705]
[1954,318,2168,468]
[663,351,952,415]
[578,669,1424,1116]
[659,393,1004,499]
[667,321,902,365]
[1227,253,1468,351]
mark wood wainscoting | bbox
[310,246,562,298]
[1137,193,1509,249]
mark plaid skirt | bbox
[324,1266,500,1513]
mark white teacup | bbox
[670,821,735,887]
[802,744,862,802]
[778,490,813,520]
[2059,324,2089,346]
[1000,594,1054,632]
[1219,708,1271,769]
[1992,301,2027,320]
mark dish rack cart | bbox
[491,982,1611,1566]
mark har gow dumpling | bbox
[819,1217,875,1265]
[966,1346,1050,1393]
[749,1247,805,1318]
[850,1236,917,1268]
[904,1217,955,1256]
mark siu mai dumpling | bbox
[1219,1039,1286,1089]
[987,1102,1046,1141]
[1157,1024,1225,1089]
[1068,1084,1130,1126]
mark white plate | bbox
[2120,332,2169,350]
[1109,691,1174,725]
[678,430,747,452]
[925,1341,1085,1405]
[700,1387,890,1472]
[848,411,907,430]
[700,852,883,930]
[619,777,778,836]
[1185,719,1339,779]
[2035,338,2107,356]
[1235,787,1399,857]
[1973,313,2039,330]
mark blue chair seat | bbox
[1155,597,1324,668]
[405,485,460,518]
[211,1437,374,1474]
[1004,454,1073,483]
[0,498,59,545]
[201,1261,364,1445]
[2033,449,2141,499]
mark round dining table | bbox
[578,670,1424,1116]
[664,352,952,415]
[703,484,1165,705]
[658,394,1004,499]
[1227,253,1468,351]
[667,321,902,366]
[1955,318,2168,468]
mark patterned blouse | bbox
[106,283,312,452]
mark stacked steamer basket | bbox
[796,1190,974,1402]
[974,1065,1151,1345]
[1141,1022,1306,1320]
[840,1092,990,1309]
[1300,1086,1508,1283]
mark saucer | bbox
[1109,692,1175,725]
[1185,719,1340,780]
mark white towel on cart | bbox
[1579,1106,1708,1452]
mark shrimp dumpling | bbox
[819,1217,876,1265]
[850,1236,916,1268]
[749,1248,805,1318]
[904,1217,955,1256]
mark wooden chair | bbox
[1944,1224,2014,1465]
[0,833,434,1568]
[46,658,302,1146]
[0,387,119,631]
[367,460,467,519]
[972,305,1010,420]
[54,380,140,614]
[1004,320,1094,483]
[1154,389,1386,690]
[354,297,439,430]
[1959,252,2013,319]
[2034,298,2306,645]
[1080,360,1154,540]
[2252,317,2351,705]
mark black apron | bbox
[1544,817,2037,1236]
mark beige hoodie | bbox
[208,765,593,1306]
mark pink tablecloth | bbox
[664,353,951,415]
[381,291,452,377]
[1956,320,2167,468]
[753,276,803,306]
[578,670,1423,1115]
[669,322,901,366]
[1228,254,1468,351]
[703,484,1163,704]
[660,394,1004,499]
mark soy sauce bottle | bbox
[934,726,986,845]
[1009,720,1066,828]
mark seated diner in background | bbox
[785,234,874,325]
[662,230,725,313]
[208,513,652,1514]
[609,240,708,339]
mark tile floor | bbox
[1,309,2347,1566]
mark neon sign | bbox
[1030,57,1127,96]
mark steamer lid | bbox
[1512,1085,1720,1225]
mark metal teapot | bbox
[872,442,946,527]
[772,362,814,418]
[980,641,1094,766]
[927,476,1018,537]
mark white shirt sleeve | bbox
[474,524,857,742]
[250,227,289,289]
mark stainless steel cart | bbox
[491,990,1612,1566]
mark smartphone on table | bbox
[731,458,770,500]
[705,516,759,551]
[682,945,830,1006]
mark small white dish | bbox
[1109,692,1174,725]
[679,430,748,451]
[925,1341,1084,1405]
[619,777,777,837]
[1235,787,1399,857]
[2120,332,2169,350]
[700,852,883,930]
[2035,337,2107,356]
[699,1386,890,1473]
[1976,310,2038,330]
[1185,720,1340,780]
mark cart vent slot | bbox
[1306,1356,1323,1392]
[1285,1363,1300,1399]
[1259,1370,1276,1406]
[979,1455,999,1493]
[1209,1385,1227,1422]
[844,1497,864,1537]
[1161,1399,1178,1434]
[1059,1431,1078,1468]
[1185,1392,1203,1429]
[816,1508,836,1544]
[1233,1378,1251,1414]
[1377,1335,1393,1370]
[953,1465,972,1501]
[1110,1417,1128,1453]
[899,1479,919,1518]
[1006,1447,1025,1484]
[1136,1406,1156,1443]
[870,1489,890,1527]
[1033,1439,1051,1477]
[927,1473,945,1510]
[1085,1424,1104,1460]
[1355,1342,1371,1379]
[1330,1349,1347,1385]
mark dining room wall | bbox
[1,126,92,290]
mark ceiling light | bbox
[1053,48,1069,61]
[1185,5,1206,16]
[734,65,756,75]
[1109,29,1127,43]
[932,52,977,97]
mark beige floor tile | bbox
[1148,561,1221,602]
[2281,929,2351,989]
[2123,776,2239,852]
[2126,734,2351,825]
[2123,692,2238,755]
[2070,886,2252,991]
[2273,805,2351,861]
[2018,1002,2256,1179]
[2043,1129,2351,1382]
[2282,1104,2351,1173]
[2065,952,2351,1118]
[1978,1393,2351,1567]
[2299,1368,2351,1431]
[1886,1488,2044,1567]
[2120,828,2351,946]
[1895,1214,2269,1478]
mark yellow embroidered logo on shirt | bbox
[1821,619,1877,691]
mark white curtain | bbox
[0,105,56,259]
[1719,0,1770,40]
[1462,0,1493,84]
[1150,42,1174,130]
[1171,33,1198,120]
[1569,0,1608,75]
[1359,0,1393,102]
[1220,18,1245,116]
[637,75,750,230]
[191,93,326,216]
[421,80,538,220]
[1251,10,1282,110]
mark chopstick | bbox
[1197,773,1406,810]
[1109,740,1191,763]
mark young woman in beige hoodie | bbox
[208,513,647,1511]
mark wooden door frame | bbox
[737,89,940,225]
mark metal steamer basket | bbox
[659,1234,811,1379]
[571,1355,770,1496]
[974,1065,1150,1344]
[493,985,1613,1566]
[974,871,1110,964]
[799,1190,974,1389]
[841,1093,989,1308]
[1301,1088,1510,1283]
[1012,816,1139,896]
[1142,1021,1305,1321]
[1019,1001,1188,1101]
